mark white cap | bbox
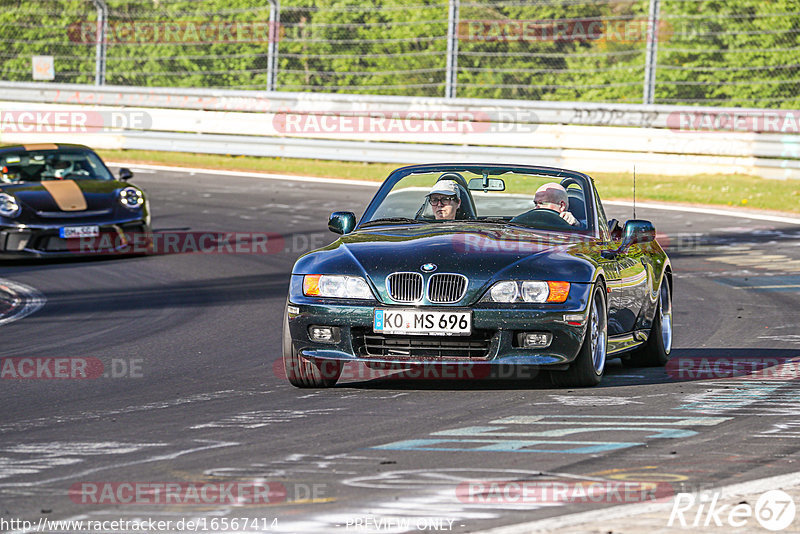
[427,179,460,199]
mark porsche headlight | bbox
[0,193,20,218]
[482,280,570,303]
[118,187,144,209]
[303,275,374,299]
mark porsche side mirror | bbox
[118,168,133,181]
[328,211,356,235]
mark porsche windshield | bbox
[0,149,114,183]
[363,169,593,233]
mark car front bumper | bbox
[0,218,150,259]
[286,275,593,369]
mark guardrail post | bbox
[92,0,108,85]
[445,0,459,99]
[267,0,280,92]
[643,0,660,104]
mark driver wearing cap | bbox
[426,180,462,220]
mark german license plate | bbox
[59,226,99,239]
[374,309,471,336]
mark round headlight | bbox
[118,187,144,208]
[0,193,21,218]
[521,281,549,303]
[490,281,518,302]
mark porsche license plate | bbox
[374,309,471,336]
[59,226,100,239]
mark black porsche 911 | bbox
[283,163,672,388]
[0,143,150,258]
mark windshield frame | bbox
[358,163,600,237]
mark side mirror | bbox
[328,211,356,235]
[118,168,133,181]
[603,220,655,258]
[620,219,656,249]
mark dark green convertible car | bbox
[283,163,672,387]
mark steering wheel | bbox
[509,208,575,229]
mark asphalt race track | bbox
[2,166,800,533]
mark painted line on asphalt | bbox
[605,200,800,225]
[474,469,800,534]
[106,161,381,187]
[107,162,800,224]
[0,278,46,327]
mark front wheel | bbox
[282,311,341,388]
[622,279,672,367]
[550,283,608,387]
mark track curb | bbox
[0,279,46,327]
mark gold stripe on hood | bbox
[41,180,87,211]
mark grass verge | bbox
[97,149,800,214]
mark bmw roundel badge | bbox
[421,263,437,272]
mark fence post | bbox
[643,0,661,104]
[92,0,107,85]
[445,0,459,99]
[267,0,280,92]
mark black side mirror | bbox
[620,219,656,250]
[118,168,133,181]
[603,220,655,258]
[328,211,356,235]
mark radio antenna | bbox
[633,165,637,219]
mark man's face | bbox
[534,191,567,213]
[429,194,460,220]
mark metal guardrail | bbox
[1,81,798,179]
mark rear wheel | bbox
[550,283,607,387]
[282,311,341,388]
[621,280,672,367]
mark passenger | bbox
[533,183,578,226]
[426,180,462,220]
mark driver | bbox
[533,183,578,226]
[426,180,462,220]
[50,160,73,180]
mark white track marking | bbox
[108,162,800,224]
[0,278,45,326]
[474,470,800,533]
[106,161,381,187]
[605,200,800,225]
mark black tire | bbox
[550,283,608,387]
[621,279,672,368]
[282,310,341,388]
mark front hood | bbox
[1,180,124,213]
[294,224,597,303]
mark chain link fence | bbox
[1,0,798,107]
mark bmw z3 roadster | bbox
[283,163,672,387]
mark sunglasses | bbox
[429,195,457,205]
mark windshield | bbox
[0,148,114,183]
[362,168,593,233]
